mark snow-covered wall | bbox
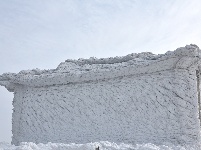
[0,44,201,146]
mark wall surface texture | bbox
[0,44,201,146]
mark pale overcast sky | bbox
[1,0,201,143]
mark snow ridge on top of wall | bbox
[64,44,199,65]
[0,44,200,92]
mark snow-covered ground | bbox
[0,141,200,150]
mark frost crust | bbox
[1,44,201,146]
[0,44,200,91]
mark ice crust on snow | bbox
[0,44,201,146]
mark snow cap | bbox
[0,44,200,92]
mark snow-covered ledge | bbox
[1,44,201,146]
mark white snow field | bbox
[0,141,200,150]
[0,44,201,147]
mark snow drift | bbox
[0,44,201,146]
[0,141,200,150]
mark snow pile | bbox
[0,141,200,150]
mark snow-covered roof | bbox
[0,44,201,92]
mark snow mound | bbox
[0,141,200,150]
